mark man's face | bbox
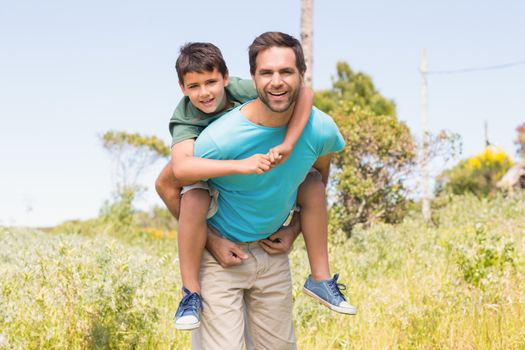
[252,47,302,113]
[180,68,229,114]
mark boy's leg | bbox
[155,161,182,219]
[178,188,211,293]
[296,171,330,281]
[298,170,358,315]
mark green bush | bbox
[437,146,514,197]
[453,223,516,288]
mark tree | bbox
[101,130,170,190]
[100,131,170,231]
[316,62,416,230]
[315,62,397,117]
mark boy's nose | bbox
[199,86,210,96]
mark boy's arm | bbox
[268,86,314,164]
[171,139,272,185]
[259,153,332,255]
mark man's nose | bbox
[270,73,283,86]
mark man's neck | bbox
[240,98,295,127]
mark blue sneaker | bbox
[174,287,203,330]
[303,274,357,315]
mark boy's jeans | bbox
[191,242,297,350]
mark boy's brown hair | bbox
[248,32,306,76]
[175,42,229,84]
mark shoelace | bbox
[180,288,202,315]
[327,274,347,301]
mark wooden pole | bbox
[420,49,431,221]
[301,0,313,88]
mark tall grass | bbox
[292,193,525,349]
[1,194,524,349]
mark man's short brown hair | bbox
[248,32,306,76]
[175,42,228,84]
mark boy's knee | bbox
[304,174,325,194]
[155,174,165,195]
[156,165,182,197]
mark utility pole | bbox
[484,120,490,146]
[301,0,313,88]
[420,49,431,221]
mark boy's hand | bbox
[268,143,293,166]
[238,154,272,175]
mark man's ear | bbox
[223,73,230,87]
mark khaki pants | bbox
[191,242,297,350]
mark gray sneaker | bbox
[303,274,357,315]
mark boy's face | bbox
[179,68,230,114]
[251,46,302,113]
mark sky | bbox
[1,0,523,227]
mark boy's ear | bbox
[223,73,230,87]
[178,80,187,96]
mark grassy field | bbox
[1,194,524,349]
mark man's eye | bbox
[188,85,198,89]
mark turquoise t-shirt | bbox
[194,105,345,242]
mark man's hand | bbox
[238,154,272,175]
[267,143,293,166]
[259,212,301,254]
[206,227,248,267]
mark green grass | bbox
[1,194,524,349]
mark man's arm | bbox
[171,139,272,185]
[205,226,248,267]
[258,210,301,254]
[268,86,314,164]
[312,153,332,186]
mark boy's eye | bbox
[187,85,198,89]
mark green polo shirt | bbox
[169,77,257,146]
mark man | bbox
[187,32,345,349]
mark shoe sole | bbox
[302,287,357,315]
[174,321,201,331]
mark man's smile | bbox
[268,91,288,100]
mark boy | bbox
[155,42,356,331]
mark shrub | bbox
[437,146,514,197]
[0,229,182,349]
